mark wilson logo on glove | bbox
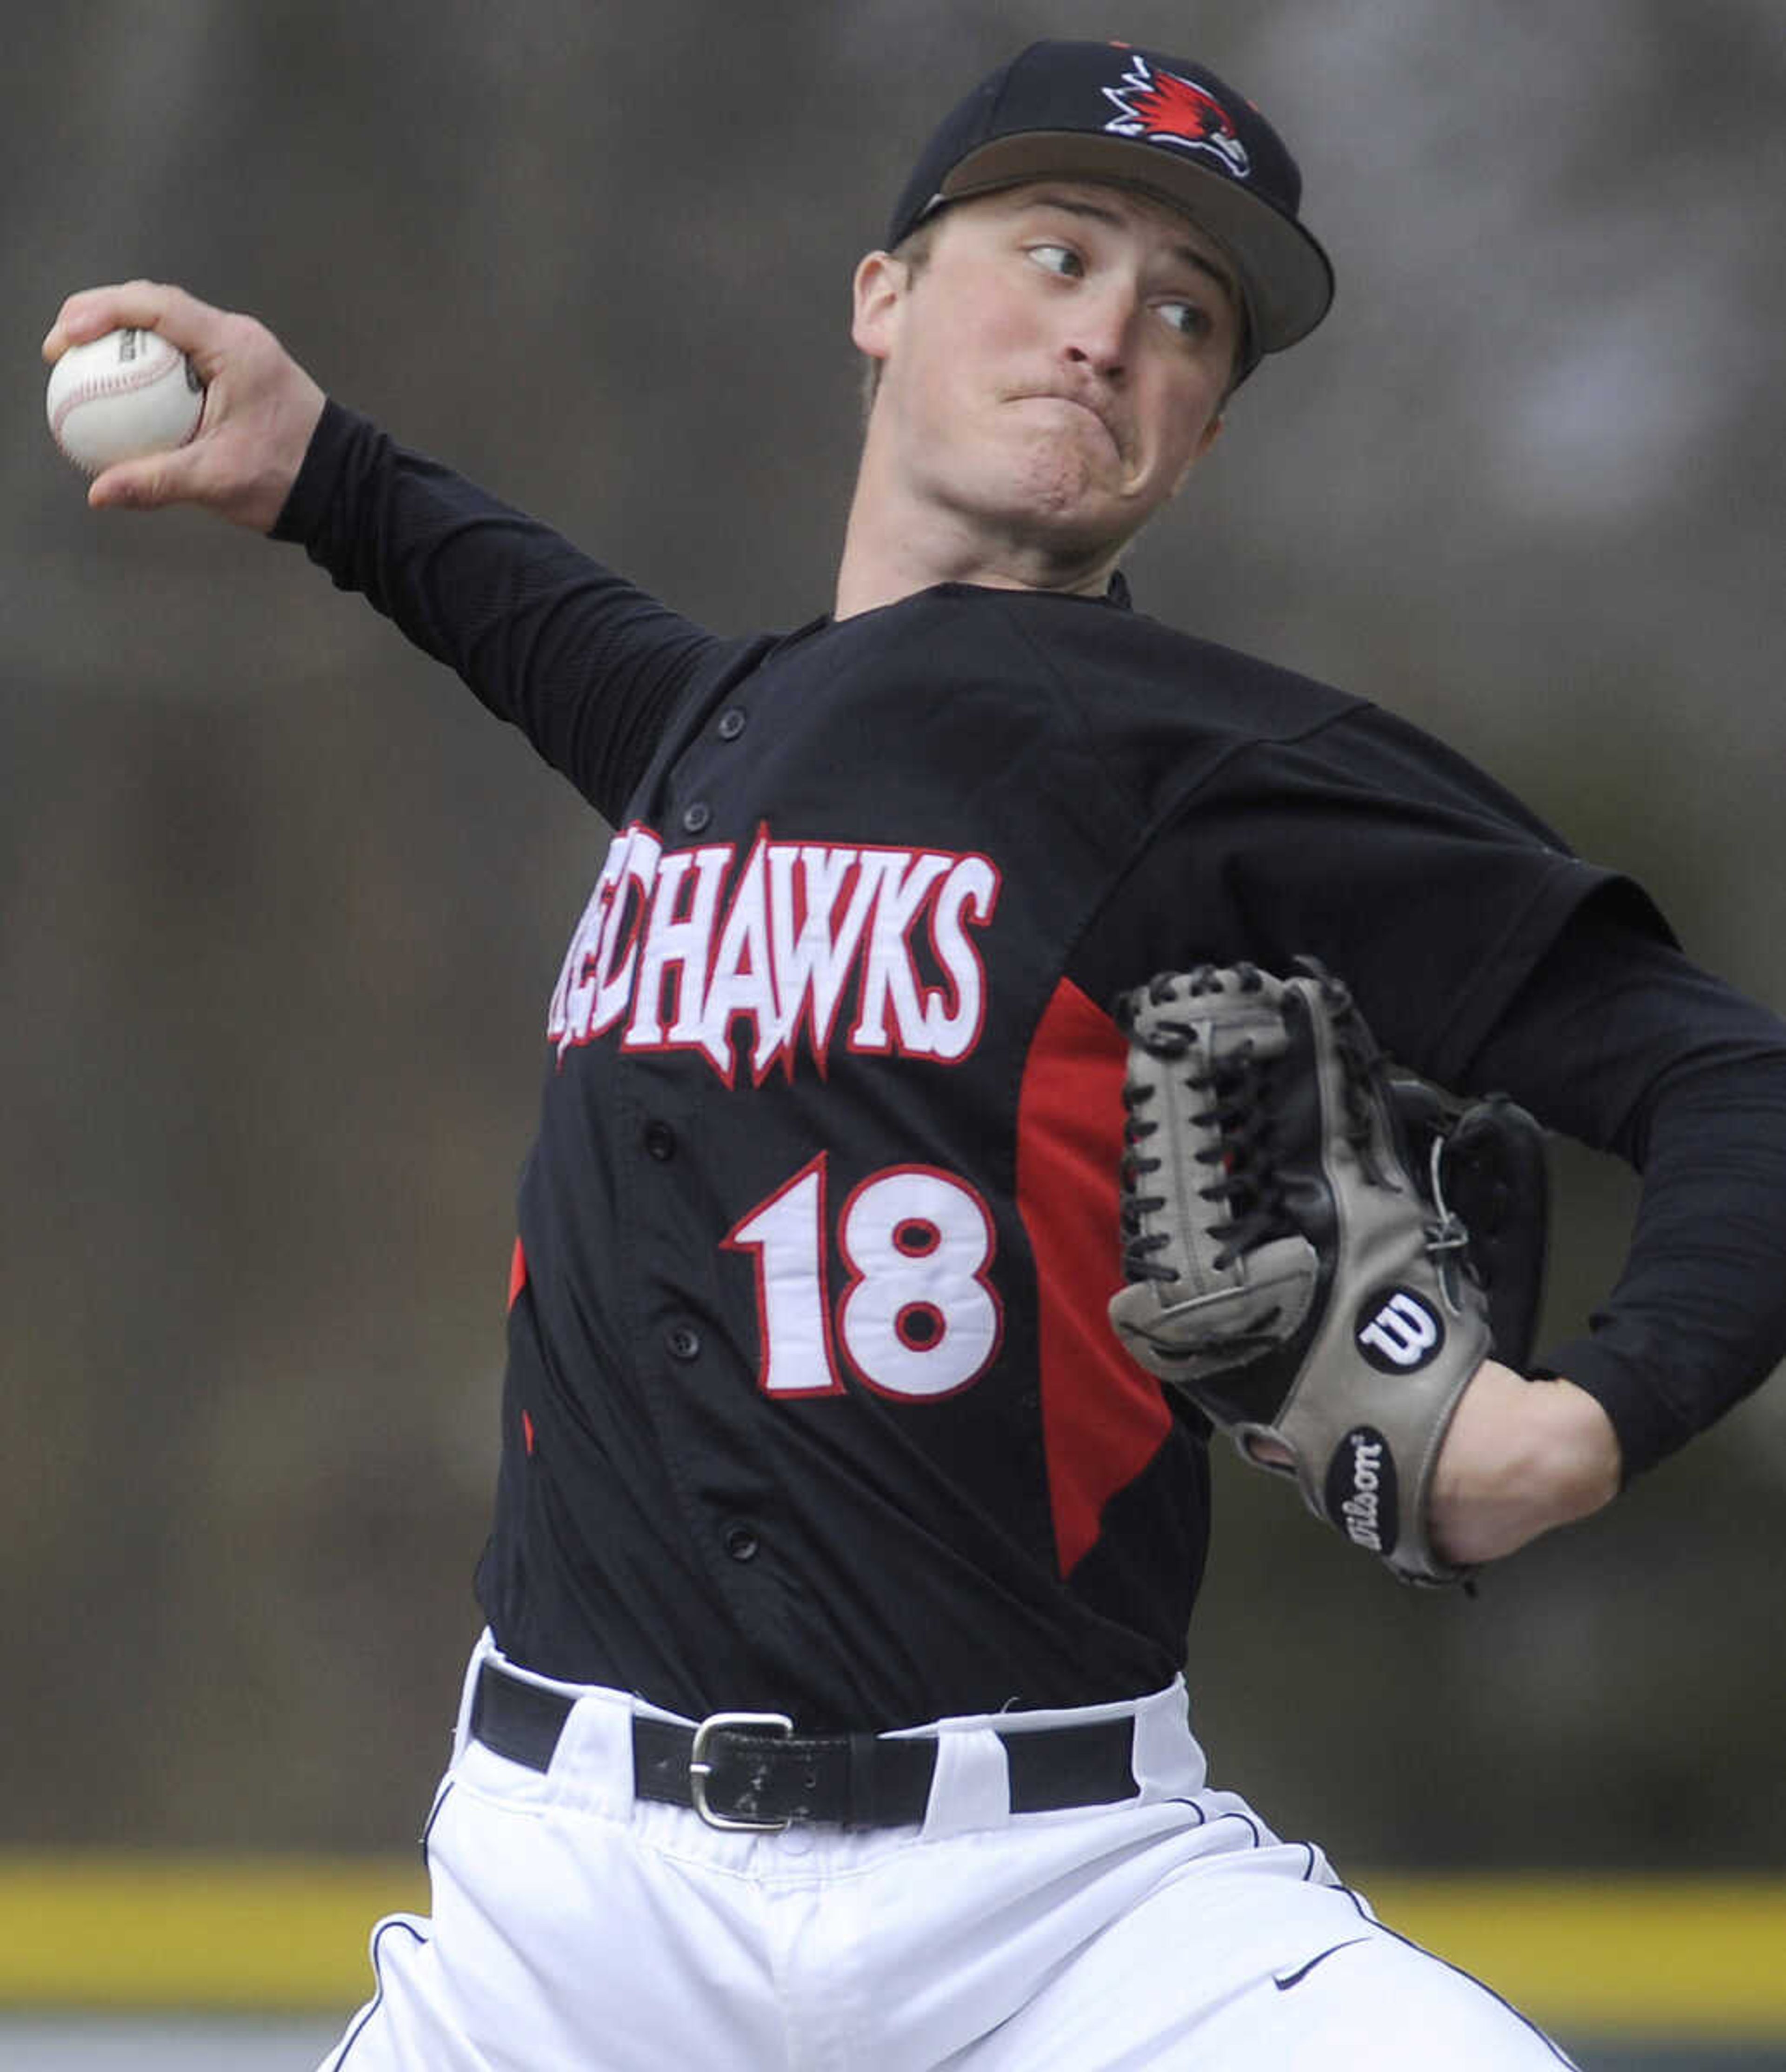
[1353,1289,1443,1372]
[1325,1425,1399,1554]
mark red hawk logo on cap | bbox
[1102,55,1250,179]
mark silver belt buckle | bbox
[689,1711,795,1832]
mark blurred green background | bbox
[5,0,1783,1932]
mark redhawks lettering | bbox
[546,822,1001,1080]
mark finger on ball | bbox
[47,282,168,355]
[46,293,126,354]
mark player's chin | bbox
[1006,453,1132,533]
[1035,480,1163,560]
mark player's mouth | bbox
[1008,390,1130,464]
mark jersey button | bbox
[722,1522,760,1562]
[643,1121,676,1161]
[716,707,747,742]
[680,801,712,834]
[666,1324,701,1362]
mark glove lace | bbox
[1420,1131,1474,1313]
[1187,1043,1292,1271]
[1117,1076,1174,1282]
[1115,964,1294,1282]
[1301,960,1394,1187]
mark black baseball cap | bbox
[886,40,1334,370]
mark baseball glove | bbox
[1106,962,1547,1587]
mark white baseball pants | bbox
[318,1634,1574,2072]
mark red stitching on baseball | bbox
[51,337,201,448]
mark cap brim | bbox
[934,133,1333,357]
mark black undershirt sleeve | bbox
[271,401,720,820]
[1462,891,1786,1479]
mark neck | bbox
[833,433,1123,621]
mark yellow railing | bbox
[1,1858,1782,2039]
[0,1857,425,2012]
[1365,1874,1786,2042]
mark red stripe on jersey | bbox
[1016,976,1172,1577]
[508,1236,528,1311]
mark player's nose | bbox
[1059,283,1136,378]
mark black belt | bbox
[470,1661,1140,1832]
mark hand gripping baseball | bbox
[1108,963,1546,1587]
[43,281,325,531]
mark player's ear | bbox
[851,251,909,365]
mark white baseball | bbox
[46,326,206,474]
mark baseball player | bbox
[45,37,1786,2072]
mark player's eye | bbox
[1158,299,1212,341]
[1026,243,1084,279]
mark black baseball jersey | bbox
[279,404,1786,1731]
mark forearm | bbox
[1430,909,1786,1563]
[1432,1045,1786,1566]
[1536,1048,1786,1473]
[1469,914,1786,1477]
[275,403,719,817]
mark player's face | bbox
[853,181,1239,570]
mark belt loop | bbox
[920,1728,1012,1840]
[1129,1679,1206,1800]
